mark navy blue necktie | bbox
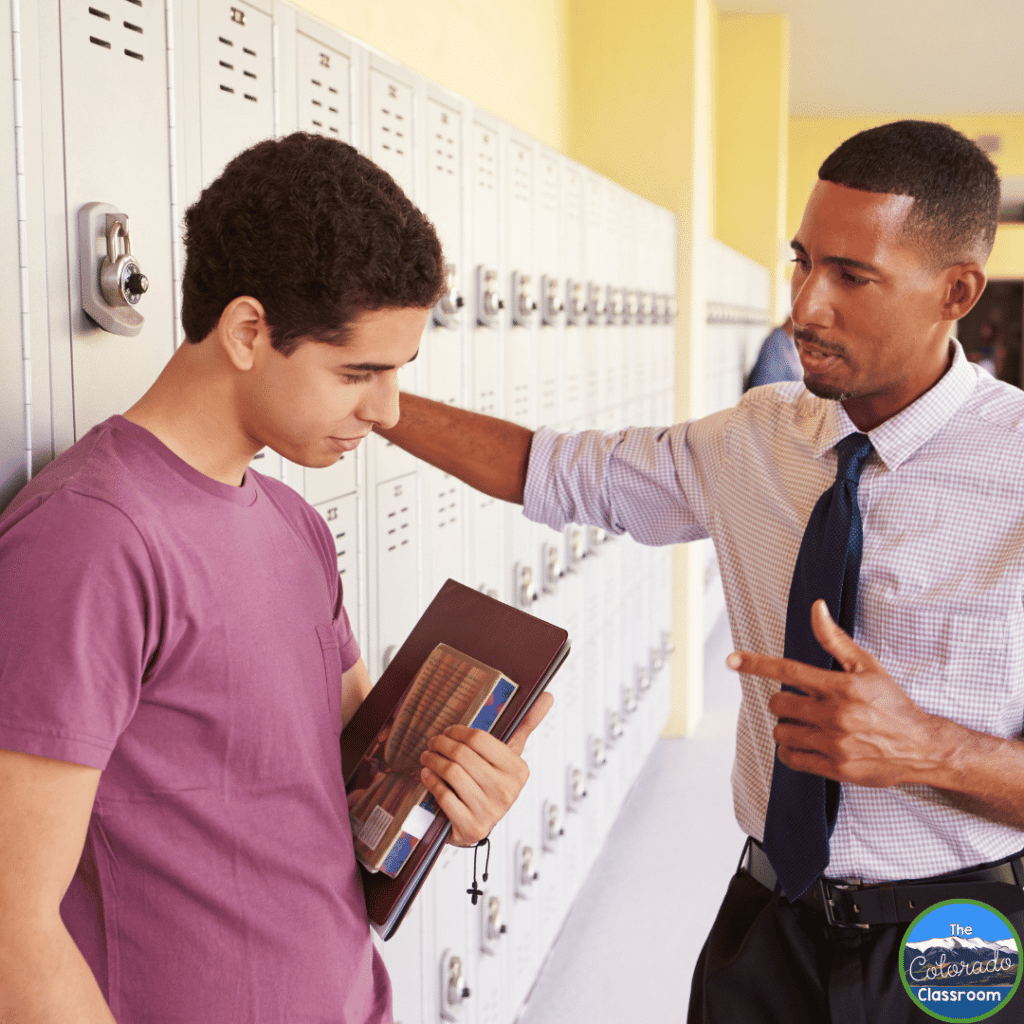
[762,432,874,901]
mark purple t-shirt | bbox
[0,417,392,1023]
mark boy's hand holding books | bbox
[420,691,555,847]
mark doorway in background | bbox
[958,279,1023,388]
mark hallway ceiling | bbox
[721,0,1024,117]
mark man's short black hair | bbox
[181,132,445,353]
[818,120,1000,268]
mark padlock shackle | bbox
[106,217,131,260]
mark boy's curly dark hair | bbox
[181,132,445,353]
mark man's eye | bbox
[341,372,373,385]
[839,270,869,286]
[790,256,809,270]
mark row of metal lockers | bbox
[0,2,680,1023]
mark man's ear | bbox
[216,296,269,372]
[941,262,987,322]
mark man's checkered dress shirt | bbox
[524,341,1024,882]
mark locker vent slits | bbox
[89,36,112,49]
[243,46,256,56]
[220,84,235,93]
[89,7,110,20]
[124,20,143,33]
[243,70,257,79]
[124,0,142,5]
[124,48,143,61]
[219,36,233,46]
[244,93,257,102]
[219,60,233,69]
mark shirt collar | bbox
[799,339,976,471]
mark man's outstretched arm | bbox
[375,393,534,505]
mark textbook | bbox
[340,578,570,940]
[347,644,519,877]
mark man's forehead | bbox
[794,180,917,260]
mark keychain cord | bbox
[466,837,491,905]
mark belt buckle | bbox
[817,877,871,930]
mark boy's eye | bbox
[340,372,374,385]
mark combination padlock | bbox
[100,216,149,308]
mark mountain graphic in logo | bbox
[904,935,1019,987]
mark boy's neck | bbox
[124,341,259,487]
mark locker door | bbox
[468,120,500,417]
[505,759,542,1011]
[561,164,584,427]
[467,119,504,601]
[367,66,414,195]
[618,192,639,410]
[304,451,359,506]
[375,889,427,1024]
[372,475,419,676]
[422,95,463,406]
[582,174,605,424]
[60,0,176,435]
[0,0,22,505]
[421,463,465,600]
[503,136,537,623]
[536,151,561,427]
[313,492,361,648]
[473,817,510,1024]
[418,92,465,601]
[364,61,418,485]
[603,188,623,415]
[425,846,472,1024]
[503,137,534,428]
[469,489,504,602]
[296,32,351,141]
[197,2,274,188]
[554,567,587,909]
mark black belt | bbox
[741,837,1024,929]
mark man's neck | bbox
[840,339,955,433]
[124,343,259,487]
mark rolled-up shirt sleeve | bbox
[523,413,729,545]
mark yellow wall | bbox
[291,0,570,152]
[716,15,789,320]
[789,114,1024,279]
[567,0,716,736]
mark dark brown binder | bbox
[340,578,571,940]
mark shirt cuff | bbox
[523,426,569,530]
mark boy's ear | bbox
[217,296,269,371]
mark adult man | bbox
[0,133,549,1023]
[375,121,1024,1021]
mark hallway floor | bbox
[518,613,745,1024]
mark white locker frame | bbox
[0,0,27,508]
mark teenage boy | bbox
[0,132,550,1024]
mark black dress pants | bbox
[688,869,1024,1024]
